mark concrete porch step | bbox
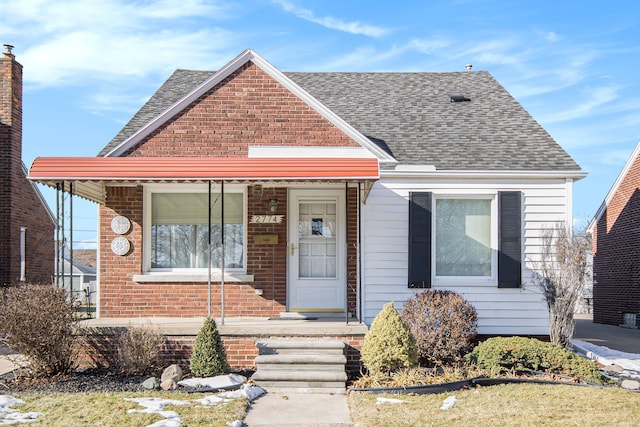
[252,339,348,394]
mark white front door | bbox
[288,189,346,312]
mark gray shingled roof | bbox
[98,68,581,171]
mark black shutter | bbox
[498,191,522,288]
[408,192,432,288]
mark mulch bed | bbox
[0,368,146,394]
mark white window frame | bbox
[143,183,247,275]
[432,193,498,286]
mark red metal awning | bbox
[29,156,379,203]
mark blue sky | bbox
[2,0,639,248]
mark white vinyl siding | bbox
[361,177,572,335]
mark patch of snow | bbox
[0,395,43,424]
[125,397,190,427]
[178,373,246,390]
[124,376,266,427]
[440,395,457,410]
[573,340,640,379]
[376,397,406,405]
[218,384,266,402]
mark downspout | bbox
[220,180,225,326]
[19,227,26,282]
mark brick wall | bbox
[0,48,54,285]
[123,62,360,157]
[99,184,360,318]
[98,60,363,318]
[82,331,365,373]
[592,153,640,327]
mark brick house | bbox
[588,141,640,328]
[29,49,585,339]
[0,45,55,285]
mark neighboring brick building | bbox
[0,45,55,285]
[589,142,640,328]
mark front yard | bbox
[348,383,640,426]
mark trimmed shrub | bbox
[465,336,610,384]
[0,284,78,376]
[190,317,228,377]
[116,323,165,375]
[361,302,419,374]
[401,290,477,365]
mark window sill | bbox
[133,273,254,283]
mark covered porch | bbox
[29,156,378,325]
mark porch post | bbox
[220,180,225,326]
[69,182,74,296]
[60,180,65,288]
[55,183,61,287]
[207,180,212,318]
[357,181,362,323]
[345,182,349,325]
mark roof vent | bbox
[449,92,470,103]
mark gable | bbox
[120,62,362,158]
[590,141,640,235]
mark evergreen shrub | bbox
[361,302,418,374]
[465,336,610,384]
[190,317,228,377]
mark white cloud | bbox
[1,0,236,89]
[273,0,391,38]
[542,85,619,123]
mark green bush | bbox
[361,302,419,374]
[0,284,78,376]
[190,317,228,377]
[401,290,477,365]
[465,336,610,384]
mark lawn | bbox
[7,390,248,426]
[348,383,640,427]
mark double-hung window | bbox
[434,196,495,281]
[145,185,245,272]
[408,191,521,288]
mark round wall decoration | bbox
[111,236,131,256]
[111,215,131,235]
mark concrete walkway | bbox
[243,392,353,427]
[573,313,640,354]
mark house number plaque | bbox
[250,215,284,224]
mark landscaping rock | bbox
[621,379,640,390]
[161,364,183,383]
[603,364,625,374]
[142,377,159,390]
[161,378,178,391]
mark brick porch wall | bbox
[82,332,364,374]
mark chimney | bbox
[465,64,473,72]
[0,43,24,284]
[1,43,22,155]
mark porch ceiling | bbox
[28,157,379,204]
